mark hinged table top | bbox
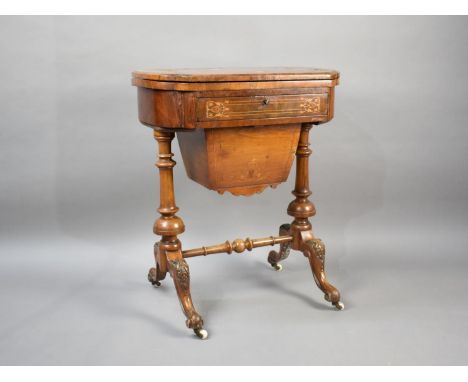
[132,67,340,83]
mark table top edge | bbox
[132,67,340,83]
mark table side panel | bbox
[137,87,184,128]
[136,86,335,129]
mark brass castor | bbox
[271,262,283,272]
[194,328,208,340]
[147,267,161,287]
[333,301,344,310]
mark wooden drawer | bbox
[196,93,328,122]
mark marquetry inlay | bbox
[204,95,324,120]
[206,101,228,118]
[300,97,320,113]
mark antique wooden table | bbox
[132,68,343,339]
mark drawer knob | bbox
[262,98,270,105]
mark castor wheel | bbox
[147,268,161,287]
[194,328,208,340]
[333,301,344,310]
[271,262,283,271]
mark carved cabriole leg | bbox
[287,123,343,310]
[166,248,205,333]
[267,224,291,271]
[149,129,207,339]
[302,235,343,310]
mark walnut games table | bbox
[132,68,344,339]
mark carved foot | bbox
[148,266,162,287]
[185,310,204,330]
[148,243,167,287]
[302,238,343,310]
[167,250,207,337]
[268,224,291,271]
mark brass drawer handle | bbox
[262,97,270,105]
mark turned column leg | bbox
[148,129,207,339]
[287,123,343,310]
